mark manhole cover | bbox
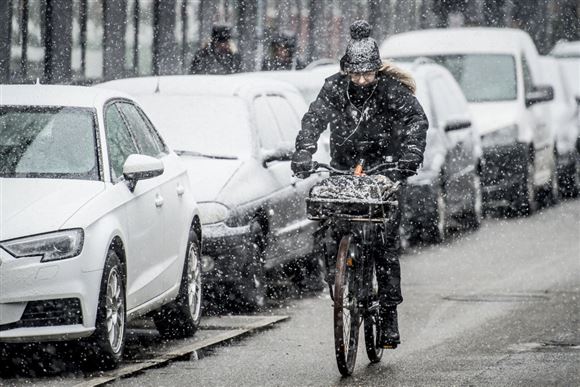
[443,294,550,303]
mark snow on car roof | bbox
[380,27,536,57]
[550,40,580,58]
[99,74,301,98]
[0,84,131,108]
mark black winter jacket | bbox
[295,72,429,173]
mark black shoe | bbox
[378,306,400,348]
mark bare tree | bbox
[369,0,389,43]
[44,0,73,83]
[103,0,127,80]
[153,0,179,75]
[236,0,258,71]
[199,0,218,46]
[0,0,11,83]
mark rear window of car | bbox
[136,95,252,158]
[394,54,518,102]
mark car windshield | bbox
[0,106,99,180]
[136,95,252,158]
[396,54,517,102]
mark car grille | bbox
[0,298,83,331]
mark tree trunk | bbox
[369,0,389,44]
[199,0,218,46]
[236,0,258,72]
[44,0,73,83]
[306,0,325,63]
[0,0,11,83]
[483,0,506,26]
[153,0,179,75]
[103,0,127,80]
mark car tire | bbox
[558,156,579,198]
[154,228,202,339]
[463,172,483,229]
[238,220,267,310]
[84,250,126,370]
[424,181,447,243]
[513,156,537,217]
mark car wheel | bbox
[463,172,483,229]
[558,157,579,198]
[238,220,267,310]
[154,228,202,338]
[513,157,537,217]
[424,182,447,243]
[545,161,560,206]
[84,250,126,370]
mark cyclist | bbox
[291,20,428,348]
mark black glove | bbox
[291,150,313,177]
[397,159,419,180]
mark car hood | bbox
[468,101,520,136]
[0,178,106,241]
[179,156,244,203]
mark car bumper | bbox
[480,142,528,206]
[201,222,254,286]
[0,249,101,342]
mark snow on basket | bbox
[306,175,400,220]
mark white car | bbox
[98,75,329,308]
[381,28,557,215]
[396,60,482,242]
[550,40,580,100]
[539,56,580,197]
[0,85,202,369]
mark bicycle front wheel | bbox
[334,235,360,376]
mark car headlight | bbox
[197,202,230,225]
[0,229,84,262]
[481,125,519,148]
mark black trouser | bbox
[324,190,403,307]
[373,195,403,307]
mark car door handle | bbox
[176,183,185,196]
[155,194,164,208]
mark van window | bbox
[521,55,534,95]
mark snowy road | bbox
[2,199,579,386]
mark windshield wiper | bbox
[174,149,238,160]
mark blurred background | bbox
[0,0,578,84]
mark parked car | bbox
[550,40,580,100]
[0,85,202,369]
[539,56,580,197]
[381,28,557,215]
[395,60,482,242]
[245,65,340,163]
[99,75,329,308]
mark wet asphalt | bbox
[106,199,580,387]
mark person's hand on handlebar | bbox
[291,150,314,178]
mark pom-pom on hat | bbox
[340,20,382,73]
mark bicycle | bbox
[302,160,402,376]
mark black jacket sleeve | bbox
[387,78,429,172]
[295,78,339,154]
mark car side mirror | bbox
[525,85,554,107]
[575,95,580,106]
[261,143,294,167]
[444,118,472,132]
[122,154,164,192]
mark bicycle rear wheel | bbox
[334,235,360,376]
[364,262,383,363]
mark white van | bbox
[381,28,556,214]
